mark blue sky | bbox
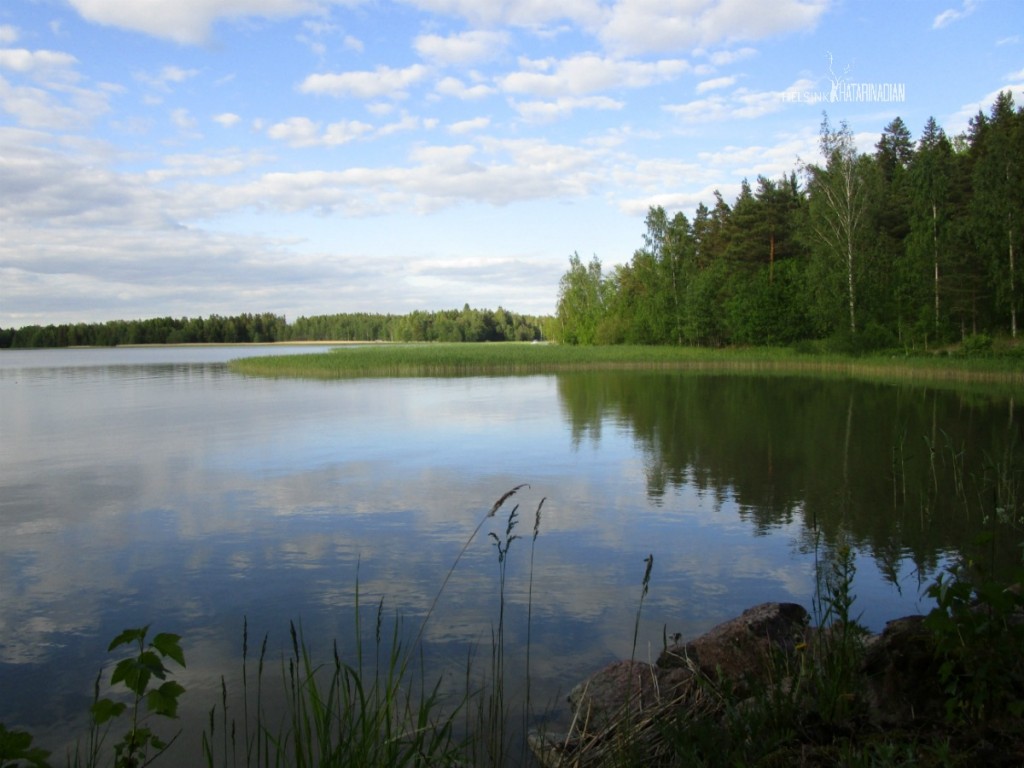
[1,0,1021,327]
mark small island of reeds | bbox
[227,342,1024,391]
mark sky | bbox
[1,0,1022,327]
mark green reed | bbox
[228,342,1024,391]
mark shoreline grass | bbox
[227,342,1024,390]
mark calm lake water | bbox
[1,346,1021,756]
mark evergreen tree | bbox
[970,91,1024,337]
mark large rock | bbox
[530,603,810,767]
[657,601,809,696]
[567,660,660,733]
[861,615,945,724]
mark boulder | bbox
[657,602,810,697]
[861,614,945,724]
[530,603,810,767]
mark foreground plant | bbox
[0,724,51,768]
[71,626,186,768]
[925,547,1024,723]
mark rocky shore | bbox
[529,602,1022,767]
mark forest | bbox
[0,305,545,348]
[552,93,1024,352]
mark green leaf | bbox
[111,657,151,696]
[107,626,148,652]
[90,697,127,725]
[138,649,168,679]
[146,681,186,718]
[0,723,52,767]
[151,633,186,668]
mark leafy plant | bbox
[925,549,1024,723]
[0,724,51,768]
[69,625,186,768]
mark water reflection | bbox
[1,350,1021,757]
[557,371,1023,577]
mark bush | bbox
[959,333,993,357]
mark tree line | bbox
[0,306,546,348]
[553,92,1024,351]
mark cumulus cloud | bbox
[299,64,428,99]
[213,112,241,127]
[706,46,758,66]
[448,116,490,134]
[0,75,111,129]
[267,115,373,146]
[135,65,200,91]
[510,95,623,121]
[159,135,606,218]
[665,77,815,123]
[414,30,509,65]
[600,0,829,55]
[0,48,79,78]
[144,150,268,182]
[435,75,495,99]
[394,0,605,30]
[65,0,362,46]
[499,54,688,98]
[696,75,736,93]
[0,25,18,44]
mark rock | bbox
[530,603,811,767]
[861,614,945,724]
[657,602,809,697]
[567,660,660,733]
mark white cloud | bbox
[171,107,199,133]
[136,65,200,91]
[665,78,814,123]
[600,0,829,55]
[377,112,428,136]
[166,135,605,218]
[414,30,509,65]
[435,75,495,99]
[0,48,79,79]
[706,46,757,66]
[213,112,241,127]
[65,0,363,46]
[267,115,373,146]
[0,75,111,129]
[299,64,428,99]
[268,116,324,145]
[448,116,490,134]
[326,118,376,142]
[933,0,978,29]
[145,150,268,182]
[394,0,605,30]
[500,54,688,98]
[510,95,623,121]
[0,26,19,44]
[696,75,736,93]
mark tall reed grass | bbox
[228,343,1024,391]
[198,485,545,768]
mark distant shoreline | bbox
[85,340,387,348]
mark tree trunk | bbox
[932,202,940,333]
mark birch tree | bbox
[806,114,868,335]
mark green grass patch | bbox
[228,343,1024,390]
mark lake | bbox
[1,345,1021,757]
